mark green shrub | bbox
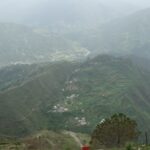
[126,143,133,150]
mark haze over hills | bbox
[1,7,150,67]
[67,7,150,58]
[24,0,139,27]
[0,0,142,26]
[1,0,150,147]
[0,23,89,67]
[0,55,150,137]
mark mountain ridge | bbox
[66,7,150,59]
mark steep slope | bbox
[63,55,150,131]
[0,62,77,136]
[1,55,150,136]
[68,8,150,58]
[0,64,45,92]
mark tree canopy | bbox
[90,113,139,148]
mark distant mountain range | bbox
[0,55,150,136]
[67,8,150,58]
[0,0,140,26]
[25,0,138,26]
[1,8,150,66]
[0,23,89,67]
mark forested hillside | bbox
[0,55,150,136]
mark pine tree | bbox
[90,113,139,148]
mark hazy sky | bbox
[0,0,150,24]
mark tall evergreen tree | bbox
[90,113,139,148]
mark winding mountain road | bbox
[64,131,83,147]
